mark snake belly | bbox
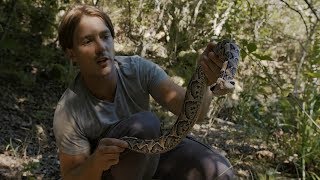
[121,39,240,154]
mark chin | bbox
[100,66,114,76]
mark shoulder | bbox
[53,89,77,133]
[53,98,90,155]
[115,55,154,68]
[115,55,168,89]
[53,83,89,153]
[56,80,80,112]
[115,55,154,77]
[53,75,84,127]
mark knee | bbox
[173,138,235,179]
[179,153,234,180]
[200,155,235,179]
[126,111,161,139]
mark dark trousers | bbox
[102,111,234,180]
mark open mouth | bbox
[97,59,107,63]
[96,57,108,66]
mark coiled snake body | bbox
[121,40,240,154]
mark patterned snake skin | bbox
[121,40,240,154]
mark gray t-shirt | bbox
[53,55,168,155]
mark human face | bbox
[67,15,115,79]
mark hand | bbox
[91,138,128,172]
[198,42,224,86]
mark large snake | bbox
[121,40,240,154]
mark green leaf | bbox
[253,53,273,61]
[224,22,231,33]
[306,72,320,78]
[241,49,247,60]
[241,39,248,46]
[310,172,320,180]
[247,42,257,53]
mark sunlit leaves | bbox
[239,39,273,61]
[252,53,273,61]
[306,72,320,78]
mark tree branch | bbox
[192,0,203,25]
[212,2,234,36]
[279,0,309,36]
[93,0,100,6]
[303,0,320,21]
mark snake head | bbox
[224,80,235,89]
[210,40,239,96]
[210,78,235,95]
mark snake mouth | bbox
[225,80,235,89]
[210,79,235,95]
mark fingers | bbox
[201,51,221,77]
[200,60,218,85]
[92,138,129,171]
[97,138,129,155]
[200,42,226,85]
[100,153,121,161]
[99,138,129,148]
[204,52,222,75]
[203,42,223,68]
[107,158,120,166]
[207,51,223,68]
[97,144,126,154]
[204,42,216,54]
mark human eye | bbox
[101,32,110,40]
[82,37,92,45]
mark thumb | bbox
[99,138,129,148]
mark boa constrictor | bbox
[121,40,240,154]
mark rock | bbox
[255,150,274,160]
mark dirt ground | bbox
[0,76,298,179]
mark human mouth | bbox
[96,57,108,67]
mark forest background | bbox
[0,0,319,179]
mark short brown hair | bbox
[58,4,115,51]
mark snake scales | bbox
[121,39,240,154]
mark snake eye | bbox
[230,81,235,85]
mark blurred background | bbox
[0,0,319,179]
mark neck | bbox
[81,66,117,102]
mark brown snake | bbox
[121,40,240,154]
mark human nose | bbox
[95,38,106,54]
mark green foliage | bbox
[5,138,20,157]
[22,161,40,174]
[0,0,320,178]
[0,0,67,86]
[169,50,199,86]
[0,67,36,87]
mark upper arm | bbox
[133,56,186,115]
[150,78,186,116]
[54,105,92,177]
[53,104,91,155]
[59,151,89,177]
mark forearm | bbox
[152,79,212,118]
[151,79,186,116]
[171,86,212,121]
[63,155,103,180]
[170,90,186,116]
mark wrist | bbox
[63,155,103,180]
